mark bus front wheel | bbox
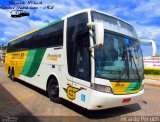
[48,79,61,103]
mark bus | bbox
[4,9,145,110]
[10,10,30,18]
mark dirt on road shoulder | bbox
[0,62,3,67]
[145,75,160,81]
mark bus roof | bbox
[63,9,133,27]
[8,9,134,43]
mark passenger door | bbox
[72,33,91,108]
[64,13,91,107]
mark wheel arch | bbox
[46,74,60,92]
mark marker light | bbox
[122,98,131,103]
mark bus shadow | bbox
[61,99,141,119]
[15,79,141,119]
[0,84,39,122]
[16,78,48,97]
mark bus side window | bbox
[74,33,90,81]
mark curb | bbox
[144,79,160,87]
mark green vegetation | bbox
[144,69,160,75]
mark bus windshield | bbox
[91,11,144,81]
[95,32,144,81]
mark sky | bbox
[0,0,159,56]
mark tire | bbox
[48,79,61,103]
[8,68,11,78]
[10,69,16,81]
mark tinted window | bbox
[67,13,90,81]
[7,21,64,52]
[74,33,90,81]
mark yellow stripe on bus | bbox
[9,28,39,43]
[111,82,130,94]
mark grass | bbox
[144,69,160,75]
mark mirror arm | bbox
[139,39,156,56]
[89,44,98,51]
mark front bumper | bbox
[87,89,144,110]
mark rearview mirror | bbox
[87,22,104,50]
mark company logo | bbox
[47,54,61,61]
[12,53,24,59]
[63,84,86,100]
[64,86,79,100]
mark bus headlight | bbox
[91,83,113,93]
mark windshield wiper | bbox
[119,46,129,81]
[128,48,141,81]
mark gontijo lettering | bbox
[12,53,24,59]
[47,54,61,61]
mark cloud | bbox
[133,0,160,18]
[104,0,160,56]
[129,21,160,56]
[0,8,47,45]
[0,37,8,42]
[32,0,98,22]
[0,0,159,56]
[0,0,98,45]
[131,21,160,45]
[141,44,153,56]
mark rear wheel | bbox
[9,69,16,81]
[48,79,61,103]
[8,68,11,78]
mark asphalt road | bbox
[0,66,160,122]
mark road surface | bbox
[0,66,160,122]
